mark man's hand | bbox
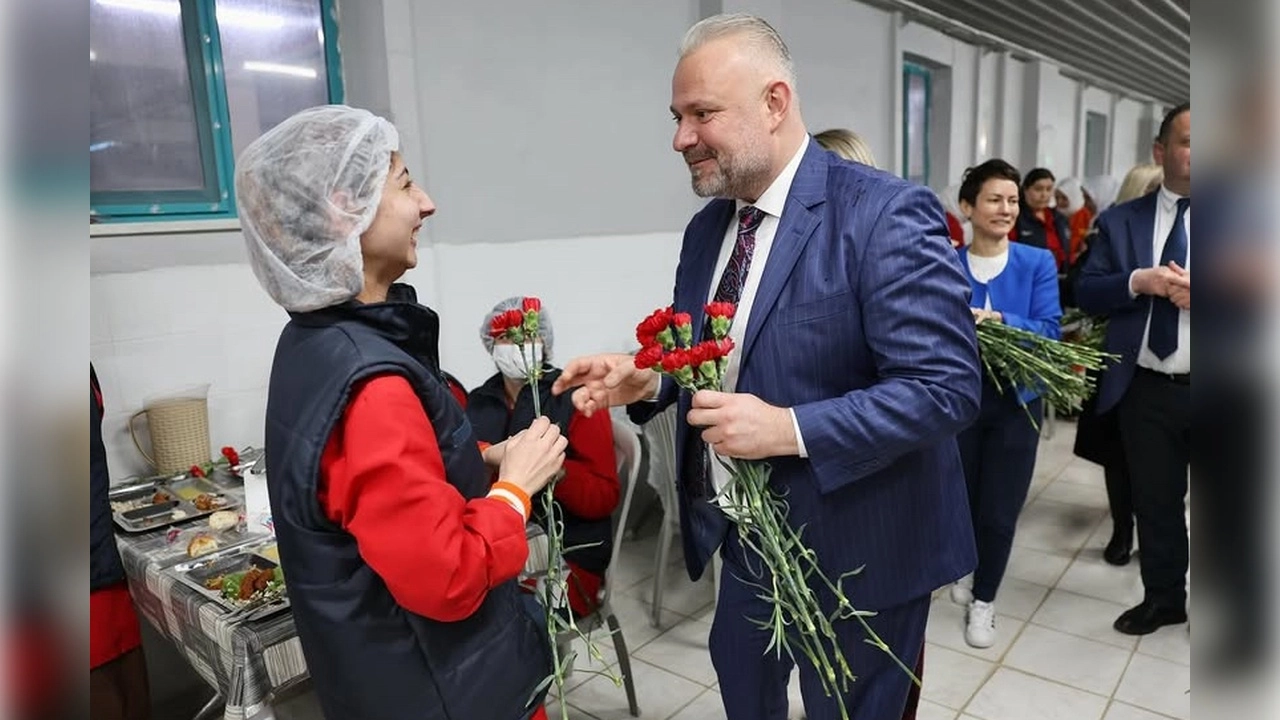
[1131,265,1183,297]
[551,353,660,417]
[687,390,799,460]
[1167,261,1190,310]
[971,308,1003,324]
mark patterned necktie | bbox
[1148,197,1189,360]
[688,205,766,500]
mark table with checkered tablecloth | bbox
[116,528,308,720]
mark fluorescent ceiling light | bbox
[243,61,317,79]
[96,0,285,29]
[90,49,98,61]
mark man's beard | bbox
[688,144,771,199]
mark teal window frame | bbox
[90,0,344,222]
[902,61,932,186]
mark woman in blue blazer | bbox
[950,160,1062,649]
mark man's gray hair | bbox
[679,13,796,87]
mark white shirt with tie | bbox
[1128,184,1191,374]
[703,136,811,493]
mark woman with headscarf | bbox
[1054,177,1092,264]
[236,105,563,720]
[1010,168,1071,272]
[466,298,619,619]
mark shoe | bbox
[1113,601,1188,635]
[950,574,974,605]
[1103,527,1133,566]
[965,600,997,648]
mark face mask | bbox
[492,342,542,380]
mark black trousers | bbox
[1117,369,1191,609]
[957,382,1043,603]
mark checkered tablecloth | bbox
[116,528,307,720]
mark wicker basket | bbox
[129,397,211,475]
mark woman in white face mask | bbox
[466,298,621,618]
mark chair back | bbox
[603,422,642,608]
[641,405,679,525]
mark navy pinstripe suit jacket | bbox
[633,141,981,610]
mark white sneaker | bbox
[950,574,974,605]
[965,600,996,648]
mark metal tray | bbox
[130,521,271,568]
[110,476,240,533]
[170,540,290,620]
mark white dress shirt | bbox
[704,136,811,492]
[1130,185,1191,374]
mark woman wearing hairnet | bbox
[236,105,561,720]
[467,299,620,619]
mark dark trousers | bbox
[1103,458,1134,537]
[1117,369,1191,609]
[709,528,929,720]
[957,382,1043,603]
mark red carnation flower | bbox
[634,344,664,370]
[672,312,692,327]
[522,297,542,313]
[221,446,240,466]
[660,349,691,374]
[189,465,205,478]
[704,301,736,320]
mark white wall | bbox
[90,0,1164,479]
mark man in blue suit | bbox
[1076,103,1191,636]
[554,14,980,720]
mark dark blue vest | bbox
[466,371,614,574]
[264,287,551,720]
[91,365,127,591]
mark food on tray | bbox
[152,491,173,504]
[187,534,220,558]
[193,493,226,512]
[256,545,280,563]
[204,565,286,604]
[208,511,239,531]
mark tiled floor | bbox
[185,421,1192,720]
[539,421,1189,720]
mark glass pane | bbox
[906,72,928,184]
[218,0,331,160]
[1084,111,1109,178]
[90,0,206,193]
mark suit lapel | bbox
[1126,191,1159,268]
[740,143,829,362]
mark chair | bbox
[551,422,642,716]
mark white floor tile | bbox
[1135,624,1190,666]
[1037,478,1110,511]
[666,688,725,720]
[1014,497,1106,554]
[918,644,994,710]
[966,667,1107,720]
[925,599,1026,663]
[623,560,716,620]
[1102,701,1178,720]
[567,658,703,720]
[991,577,1050,621]
[632,618,715,687]
[1114,654,1190,720]
[1003,624,1131,696]
[1055,555,1144,607]
[1029,589,1138,650]
[917,699,959,720]
[1004,546,1074,588]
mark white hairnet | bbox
[1055,177,1085,213]
[480,296,554,358]
[1083,175,1121,213]
[235,105,400,312]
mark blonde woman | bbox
[1114,163,1164,205]
[814,127,877,166]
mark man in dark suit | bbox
[553,14,980,720]
[1076,103,1191,636]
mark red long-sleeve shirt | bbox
[317,374,527,622]
[551,409,618,521]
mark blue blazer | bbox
[1074,191,1160,413]
[958,243,1062,405]
[632,142,981,610]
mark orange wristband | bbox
[491,480,532,518]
